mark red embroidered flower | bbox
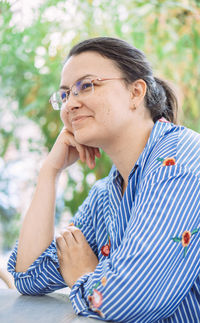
[101,244,110,256]
[88,295,93,305]
[88,289,103,308]
[172,228,199,257]
[163,157,176,166]
[88,295,105,318]
[157,157,176,166]
[182,231,191,247]
[93,289,103,307]
[101,236,111,256]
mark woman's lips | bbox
[71,115,91,125]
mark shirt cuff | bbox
[7,239,60,280]
[69,272,94,314]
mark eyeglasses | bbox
[49,77,125,110]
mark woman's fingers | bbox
[94,147,101,158]
[78,145,86,163]
[89,147,96,167]
[85,148,92,168]
[56,234,67,251]
[65,133,86,163]
[85,147,95,169]
[61,229,75,248]
[56,227,81,251]
[64,131,88,164]
[60,128,100,167]
[83,147,102,168]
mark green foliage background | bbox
[0,0,199,250]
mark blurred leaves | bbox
[0,0,200,249]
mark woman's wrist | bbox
[40,160,62,180]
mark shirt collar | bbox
[108,118,174,183]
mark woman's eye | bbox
[81,82,92,91]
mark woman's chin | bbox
[74,131,100,148]
[74,130,93,145]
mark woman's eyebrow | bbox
[59,74,97,90]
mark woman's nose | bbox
[62,94,81,112]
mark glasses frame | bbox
[49,77,126,110]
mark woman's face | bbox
[60,51,134,148]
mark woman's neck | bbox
[104,118,154,189]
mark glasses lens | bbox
[49,92,61,110]
[74,79,93,96]
[50,91,69,110]
[50,79,94,110]
[61,92,67,101]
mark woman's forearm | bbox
[15,163,60,272]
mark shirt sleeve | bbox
[69,164,200,322]
[7,239,67,295]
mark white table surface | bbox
[0,289,103,323]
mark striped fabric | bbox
[8,119,200,322]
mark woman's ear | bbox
[130,79,147,108]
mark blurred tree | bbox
[0,0,199,250]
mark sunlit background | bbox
[0,0,200,288]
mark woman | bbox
[8,37,200,322]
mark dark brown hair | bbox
[67,37,178,123]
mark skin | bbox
[54,52,154,288]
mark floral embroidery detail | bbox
[158,117,170,123]
[92,289,103,307]
[88,277,107,317]
[157,157,176,166]
[101,235,111,257]
[101,276,107,286]
[89,277,107,295]
[101,245,110,256]
[88,289,103,308]
[172,228,199,257]
[88,294,105,317]
[89,281,101,295]
[182,231,191,247]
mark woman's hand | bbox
[44,127,101,172]
[56,225,99,288]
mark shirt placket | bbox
[109,166,138,251]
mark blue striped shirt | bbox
[7,119,200,322]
